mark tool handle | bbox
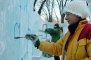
[14,37,25,39]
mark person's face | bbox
[54,26,57,29]
[60,30,63,34]
[65,12,79,25]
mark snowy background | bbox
[0,0,91,60]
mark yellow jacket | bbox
[38,20,91,60]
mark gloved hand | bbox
[25,34,40,48]
[25,34,38,41]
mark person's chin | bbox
[67,21,70,24]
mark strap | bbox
[78,23,91,57]
[78,23,91,41]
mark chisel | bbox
[14,37,25,39]
[14,35,42,39]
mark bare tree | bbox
[33,0,38,11]
[33,0,73,23]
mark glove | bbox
[25,34,40,48]
[25,34,38,41]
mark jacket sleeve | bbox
[45,28,59,34]
[38,33,68,56]
[81,30,91,60]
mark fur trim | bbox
[63,1,91,18]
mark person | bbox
[60,27,63,38]
[44,23,60,42]
[44,23,60,60]
[25,1,91,60]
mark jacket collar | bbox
[68,20,88,34]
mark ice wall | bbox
[0,0,42,60]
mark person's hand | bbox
[25,34,38,41]
[25,34,40,48]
